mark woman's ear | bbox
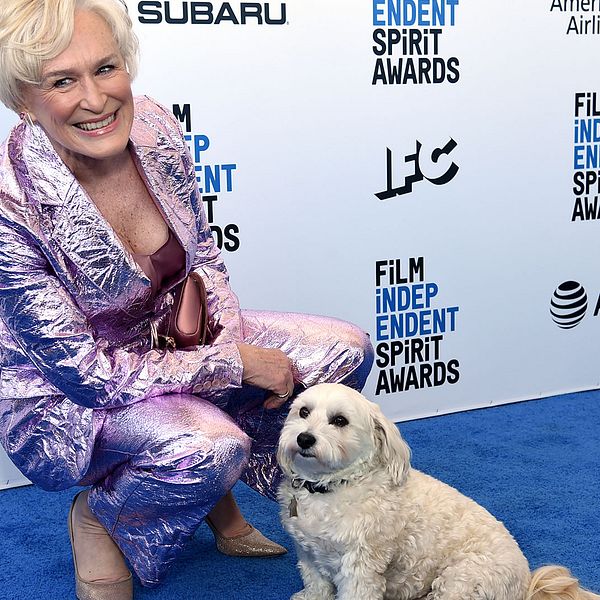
[17,86,37,122]
[17,94,34,122]
[18,111,36,127]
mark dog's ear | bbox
[369,401,411,486]
[276,435,294,478]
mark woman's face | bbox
[20,10,134,173]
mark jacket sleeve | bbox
[0,217,244,410]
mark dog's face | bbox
[277,383,411,485]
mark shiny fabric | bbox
[0,96,245,490]
[0,96,374,586]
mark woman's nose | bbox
[78,78,106,112]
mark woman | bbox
[0,1,374,598]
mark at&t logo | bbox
[550,281,588,329]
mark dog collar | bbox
[291,478,344,494]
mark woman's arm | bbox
[147,99,295,405]
[0,218,244,409]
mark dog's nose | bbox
[297,432,316,450]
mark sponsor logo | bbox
[572,92,600,221]
[550,281,588,328]
[375,138,459,199]
[550,0,600,35]
[138,2,287,25]
[371,0,460,85]
[173,103,241,251]
[374,257,460,394]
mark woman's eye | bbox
[299,406,310,419]
[53,77,73,89]
[97,65,115,75]
[330,415,349,428]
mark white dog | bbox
[277,383,599,600]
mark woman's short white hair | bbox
[0,0,139,112]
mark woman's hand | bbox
[236,343,295,410]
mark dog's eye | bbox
[330,415,349,428]
[299,406,310,419]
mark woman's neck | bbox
[55,143,133,187]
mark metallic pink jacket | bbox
[0,96,244,490]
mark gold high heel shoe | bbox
[205,515,287,557]
[68,491,133,600]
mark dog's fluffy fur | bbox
[277,383,599,600]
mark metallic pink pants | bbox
[81,310,373,586]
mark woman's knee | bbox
[342,321,374,361]
[333,321,374,389]
[297,317,374,390]
[97,393,252,484]
[151,395,251,479]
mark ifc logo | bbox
[550,281,588,329]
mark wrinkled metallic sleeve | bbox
[0,217,243,410]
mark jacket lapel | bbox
[129,138,196,273]
[19,124,149,307]
[18,106,196,306]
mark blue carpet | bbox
[0,389,598,599]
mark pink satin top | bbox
[133,229,186,295]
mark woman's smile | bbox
[74,112,117,132]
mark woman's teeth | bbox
[75,113,116,131]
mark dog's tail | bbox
[527,566,600,600]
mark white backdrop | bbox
[1,0,599,487]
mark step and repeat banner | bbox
[1,0,599,486]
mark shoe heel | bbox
[68,492,133,600]
[205,515,287,557]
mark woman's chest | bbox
[84,163,169,256]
